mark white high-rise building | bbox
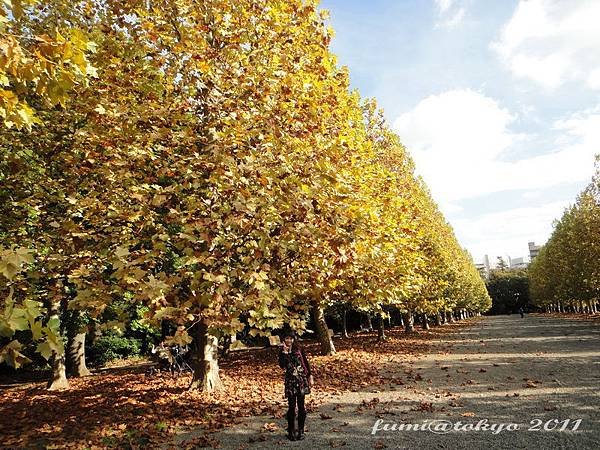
[510,257,528,269]
[475,254,491,279]
[528,242,541,260]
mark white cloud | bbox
[435,0,454,14]
[440,201,464,215]
[442,8,465,29]
[453,201,570,263]
[522,190,543,200]
[393,89,598,205]
[587,68,600,90]
[394,89,599,260]
[434,0,465,29]
[394,89,516,161]
[492,0,600,90]
[555,105,600,145]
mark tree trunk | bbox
[403,311,414,332]
[377,314,386,341]
[189,319,223,391]
[342,308,349,338]
[67,331,91,377]
[421,313,430,330]
[435,311,442,326]
[312,304,336,355]
[447,310,455,323]
[366,314,373,331]
[66,312,91,378]
[48,353,70,391]
[47,300,69,390]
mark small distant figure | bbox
[518,307,524,318]
[278,330,313,441]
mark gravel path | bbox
[177,314,600,450]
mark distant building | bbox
[510,257,528,269]
[475,254,491,279]
[528,242,541,260]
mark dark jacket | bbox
[278,344,312,397]
[278,345,312,377]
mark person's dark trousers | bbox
[287,394,307,440]
[297,394,307,439]
[286,395,297,440]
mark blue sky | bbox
[320,0,600,264]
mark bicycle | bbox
[148,343,193,377]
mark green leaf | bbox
[29,318,43,340]
[0,340,31,368]
[36,341,53,360]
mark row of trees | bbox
[0,0,490,391]
[486,267,529,315]
[529,157,600,314]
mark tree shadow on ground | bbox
[192,315,600,450]
[0,320,475,448]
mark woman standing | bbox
[278,330,313,441]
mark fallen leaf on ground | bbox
[262,422,278,432]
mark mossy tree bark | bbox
[312,303,336,355]
[66,311,91,377]
[377,313,386,341]
[189,319,223,391]
[403,311,414,332]
[47,300,69,391]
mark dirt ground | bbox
[183,314,600,450]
